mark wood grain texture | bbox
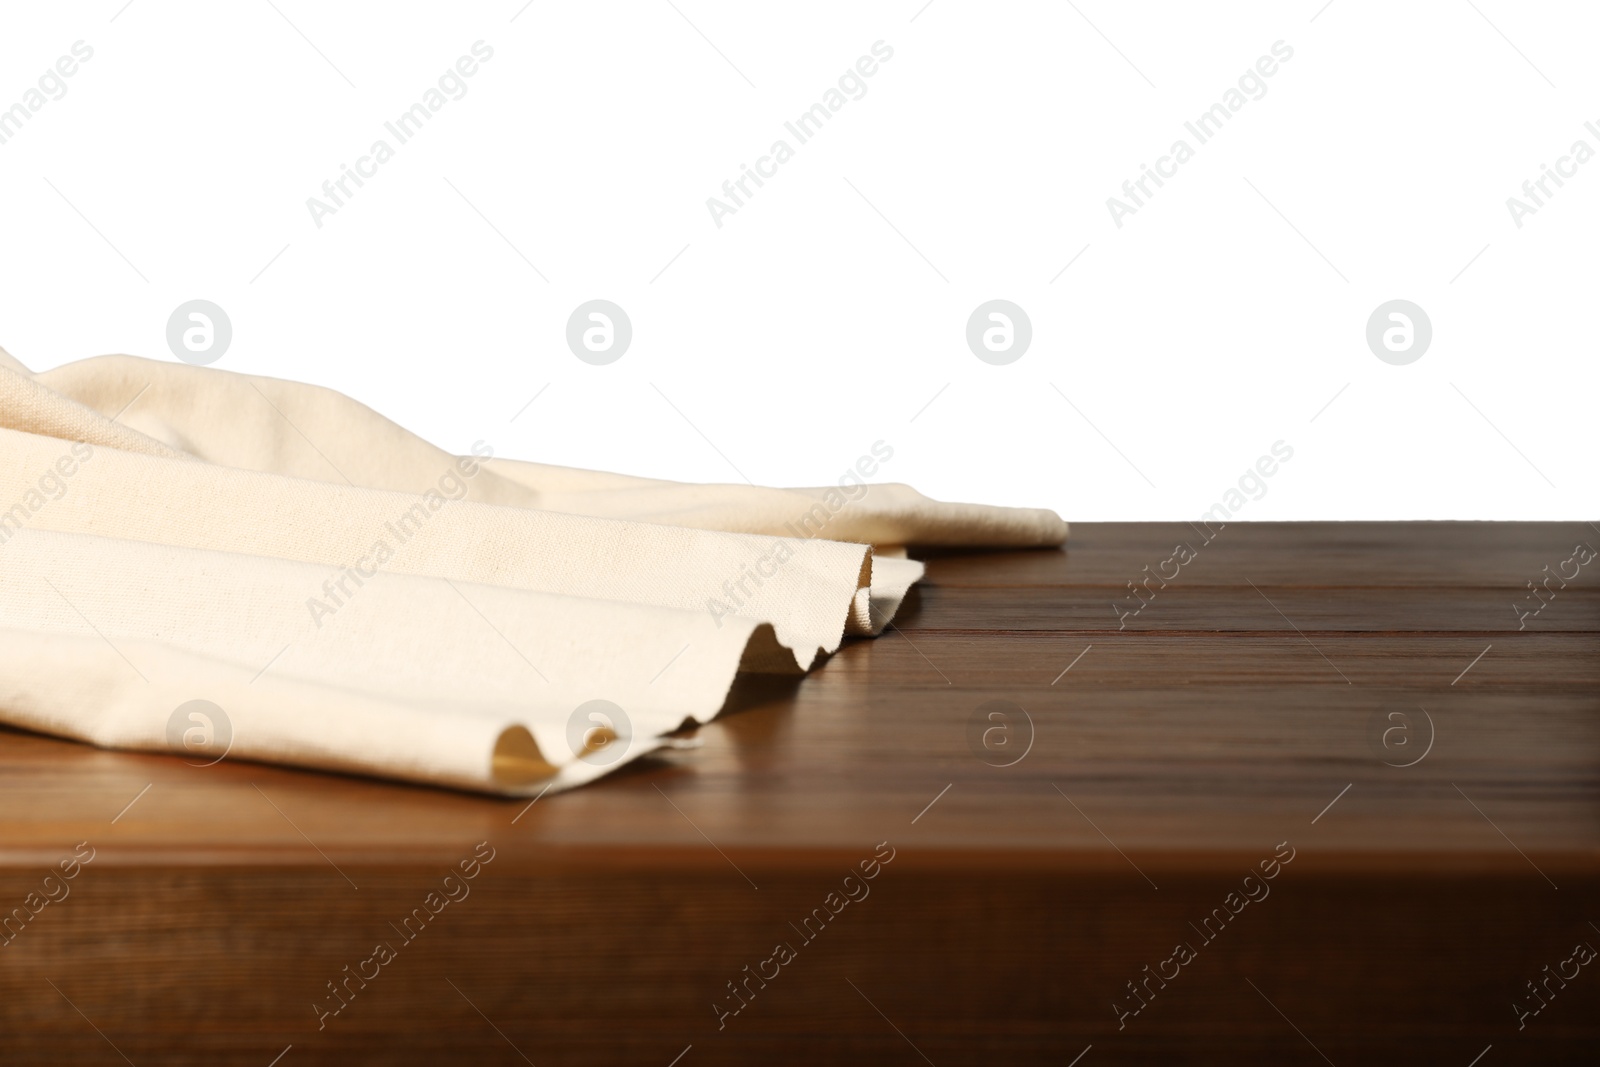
[1,522,1596,1065]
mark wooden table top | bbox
[3,521,1594,871]
[3,522,1596,1065]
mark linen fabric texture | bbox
[0,346,1066,794]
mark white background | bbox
[1,1,1593,520]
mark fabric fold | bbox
[0,346,1067,794]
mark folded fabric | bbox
[0,345,1067,794]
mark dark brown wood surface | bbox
[1,522,1596,1065]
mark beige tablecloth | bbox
[0,345,1066,793]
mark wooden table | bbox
[2,523,1596,1065]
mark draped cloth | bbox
[0,345,1067,794]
